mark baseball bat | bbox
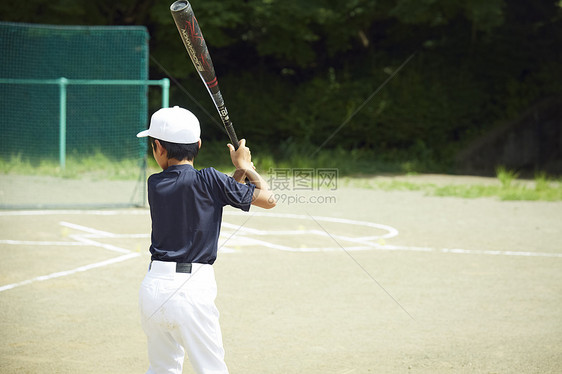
[170,0,240,149]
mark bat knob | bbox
[171,0,188,12]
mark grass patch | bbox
[365,179,427,192]
[158,144,562,201]
[0,152,143,180]
[358,167,562,201]
[3,145,561,202]
[432,184,499,199]
[186,141,439,176]
[433,168,562,201]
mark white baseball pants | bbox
[139,261,229,374]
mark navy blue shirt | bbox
[147,164,255,264]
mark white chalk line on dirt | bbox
[220,211,562,258]
[59,221,115,237]
[0,220,141,293]
[2,209,561,258]
[0,252,139,292]
[1,209,560,293]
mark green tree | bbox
[1,0,561,171]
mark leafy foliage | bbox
[1,0,561,173]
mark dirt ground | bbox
[0,174,561,373]
[0,174,145,208]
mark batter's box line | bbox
[0,252,139,293]
[220,212,562,258]
[219,228,562,258]
[0,221,141,293]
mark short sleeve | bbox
[201,168,256,211]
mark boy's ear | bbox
[198,139,202,149]
[154,139,166,156]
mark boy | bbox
[136,106,275,374]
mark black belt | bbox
[175,263,192,273]
[149,261,192,273]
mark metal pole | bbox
[161,78,170,108]
[58,77,68,170]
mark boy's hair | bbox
[150,137,199,161]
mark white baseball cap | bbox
[137,106,200,144]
